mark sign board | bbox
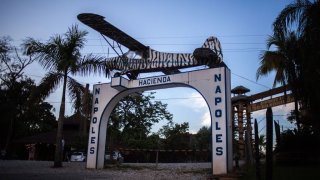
[248,94,294,112]
[87,67,232,175]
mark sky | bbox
[0,0,296,134]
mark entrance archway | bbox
[87,67,232,175]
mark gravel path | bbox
[0,160,211,180]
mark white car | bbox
[70,152,86,162]
[105,150,124,162]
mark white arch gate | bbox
[87,67,232,175]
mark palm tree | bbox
[272,0,320,131]
[273,0,319,38]
[24,25,106,167]
[256,29,301,87]
[256,31,302,130]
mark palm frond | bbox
[23,37,61,72]
[72,54,110,77]
[32,72,63,101]
[67,76,85,112]
[273,0,311,36]
[65,25,88,50]
[256,50,286,80]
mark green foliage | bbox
[23,25,106,167]
[276,129,319,152]
[275,129,320,165]
[158,122,190,150]
[240,164,320,180]
[196,126,211,150]
[108,93,173,149]
[0,36,56,157]
[0,76,57,152]
[107,94,212,162]
[258,0,320,132]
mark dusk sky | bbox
[0,0,296,133]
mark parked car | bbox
[105,150,124,163]
[70,152,86,162]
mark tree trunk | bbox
[4,114,15,158]
[266,107,273,180]
[254,119,261,180]
[54,73,67,167]
[82,84,90,137]
[294,99,300,131]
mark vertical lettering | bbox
[216,134,223,143]
[91,127,95,134]
[215,97,222,105]
[215,86,221,93]
[215,122,221,130]
[95,88,100,95]
[91,137,96,144]
[215,109,222,117]
[89,147,95,154]
[214,74,221,82]
[216,147,223,155]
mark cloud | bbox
[169,91,211,128]
[179,92,211,126]
[173,92,208,112]
[201,111,211,127]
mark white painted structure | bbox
[86,67,232,175]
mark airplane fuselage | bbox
[106,36,223,78]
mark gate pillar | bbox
[86,67,232,175]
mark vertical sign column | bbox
[87,85,101,168]
[212,69,229,174]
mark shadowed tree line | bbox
[107,93,212,163]
[1,27,211,166]
[253,1,320,179]
[257,0,320,133]
[0,36,57,159]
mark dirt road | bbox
[0,160,211,180]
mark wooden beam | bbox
[248,94,294,112]
[248,85,289,101]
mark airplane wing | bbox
[77,13,148,52]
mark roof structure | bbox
[231,85,250,95]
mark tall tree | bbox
[256,31,302,129]
[256,32,300,88]
[159,122,190,150]
[196,126,211,150]
[0,36,35,156]
[273,0,320,131]
[108,93,173,148]
[0,75,57,157]
[24,25,106,167]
